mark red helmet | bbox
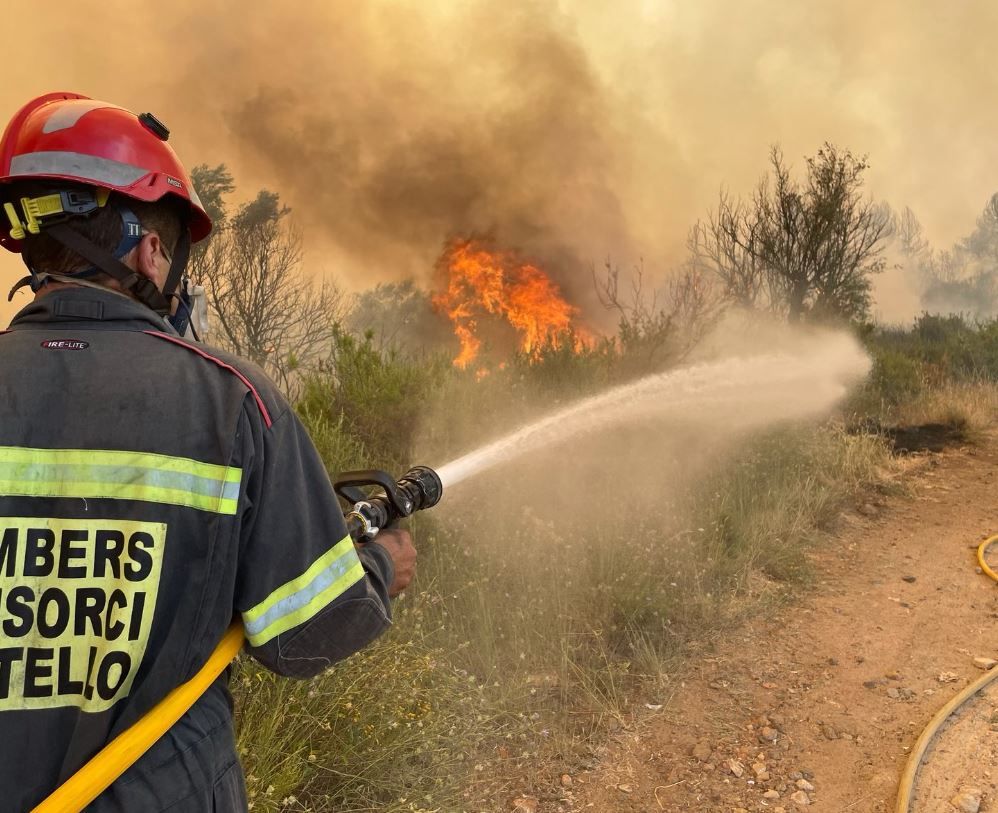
[0,92,211,252]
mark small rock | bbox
[560,774,572,788]
[759,727,779,743]
[901,575,917,583]
[616,783,633,794]
[796,778,815,792]
[763,790,781,800]
[692,741,712,761]
[886,687,900,699]
[727,758,745,778]
[858,503,878,517]
[789,789,811,806]
[949,788,981,813]
[512,797,538,813]
[938,671,959,683]
[821,724,839,740]
[973,657,997,671]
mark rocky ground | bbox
[515,432,998,812]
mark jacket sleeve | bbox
[234,403,395,678]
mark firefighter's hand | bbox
[372,528,416,597]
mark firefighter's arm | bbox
[235,405,398,678]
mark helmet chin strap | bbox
[162,230,190,309]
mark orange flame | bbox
[433,239,588,368]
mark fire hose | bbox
[31,465,443,813]
[894,533,998,813]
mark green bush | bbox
[865,314,998,385]
[868,349,924,408]
[297,330,451,471]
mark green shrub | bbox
[297,330,451,471]
[864,314,998,385]
[867,349,924,408]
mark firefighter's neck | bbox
[33,236,169,305]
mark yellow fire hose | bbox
[894,534,998,813]
[32,623,245,813]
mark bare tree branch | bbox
[188,175,345,396]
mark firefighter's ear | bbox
[135,232,169,289]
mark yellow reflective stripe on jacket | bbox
[242,535,365,647]
[0,446,241,515]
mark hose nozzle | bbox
[396,465,443,513]
[333,465,443,541]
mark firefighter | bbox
[0,92,416,811]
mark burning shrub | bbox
[432,238,593,371]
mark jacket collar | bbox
[8,286,176,334]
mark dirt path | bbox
[570,433,998,813]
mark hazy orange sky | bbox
[2,1,996,324]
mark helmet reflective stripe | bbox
[40,100,110,134]
[188,184,205,212]
[10,151,147,187]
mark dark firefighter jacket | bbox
[0,287,396,811]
